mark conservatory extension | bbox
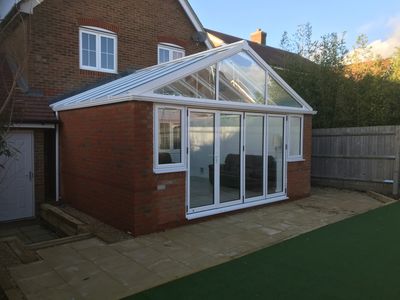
[52,41,315,235]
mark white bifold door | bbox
[0,131,34,221]
[187,110,286,214]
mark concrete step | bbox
[40,204,89,236]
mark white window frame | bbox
[287,115,304,162]
[79,26,118,73]
[157,43,185,64]
[153,104,186,173]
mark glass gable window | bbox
[151,50,306,111]
[80,27,117,73]
[267,76,302,108]
[288,116,303,160]
[155,106,185,172]
[219,52,266,104]
[154,65,216,99]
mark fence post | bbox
[393,126,400,196]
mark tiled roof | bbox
[206,29,313,69]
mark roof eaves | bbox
[178,0,212,49]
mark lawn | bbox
[124,202,400,300]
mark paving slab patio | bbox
[7,187,390,300]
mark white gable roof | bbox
[51,41,315,114]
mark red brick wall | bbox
[28,0,207,101]
[287,115,312,199]
[59,101,186,235]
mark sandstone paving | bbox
[6,187,388,300]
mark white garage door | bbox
[0,131,34,221]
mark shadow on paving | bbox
[124,201,400,300]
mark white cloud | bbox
[348,16,400,61]
[368,17,400,58]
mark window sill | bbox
[153,166,187,174]
[287,158,305,162]
[80,66,118,74]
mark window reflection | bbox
[267,76,302,108]
[219,52,266,104]
[155,65,216,99]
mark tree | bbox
[278,25,400,128]
[390,47,400,81]
[280,23,317,61]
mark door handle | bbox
[29,171,34,181]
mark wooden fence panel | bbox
[312,126,400,195]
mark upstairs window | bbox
[79,27,117,73]
[158,43,185,64]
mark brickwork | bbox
[287,115,312,199]
[59,101,187,235]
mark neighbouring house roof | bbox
[51,41,314,114]
[206,29,313,69]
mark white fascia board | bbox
[242,43,314,112]
[19,0,44,14]
[178,0,213,49]
[53,92,317,115]
[128,41,246,95]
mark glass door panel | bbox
[189,112,215,209]
[267,116,285,195]
[219,113,242,203]
[245,115,264,199]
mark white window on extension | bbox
[158,43,185,64]
[288,115,303,161]
[154,105,186,173]
[80,27,117,73]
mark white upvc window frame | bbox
[79,26,118,74]
[153,104,186,174]
[287,115,304,162]
[157,43,185,64]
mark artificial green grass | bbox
[124,202,400,300]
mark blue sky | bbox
[189,0,400,56]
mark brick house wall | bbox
[28,0,207,99]
[59,102,311,236]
